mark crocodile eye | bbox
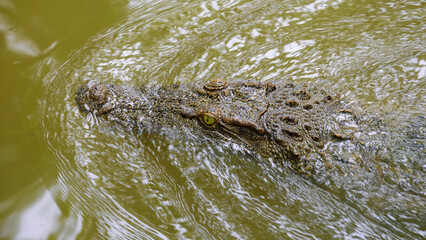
[201,113,216,126]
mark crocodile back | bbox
[265,83,342,161]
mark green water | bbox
[1,0,425,239]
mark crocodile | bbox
[75,78,424,187]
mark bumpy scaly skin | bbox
[76,79,361,174]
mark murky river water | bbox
[1,0,425,239]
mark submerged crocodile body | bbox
[75,79,424,184]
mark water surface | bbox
[1,0,425,239]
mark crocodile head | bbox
[75,79,349,169]
[75,83,115,114]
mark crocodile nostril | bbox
[89,84,108,105]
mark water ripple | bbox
[41,0,425,238]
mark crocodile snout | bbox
[75,83,113,114]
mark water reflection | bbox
[0,187,63,239]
